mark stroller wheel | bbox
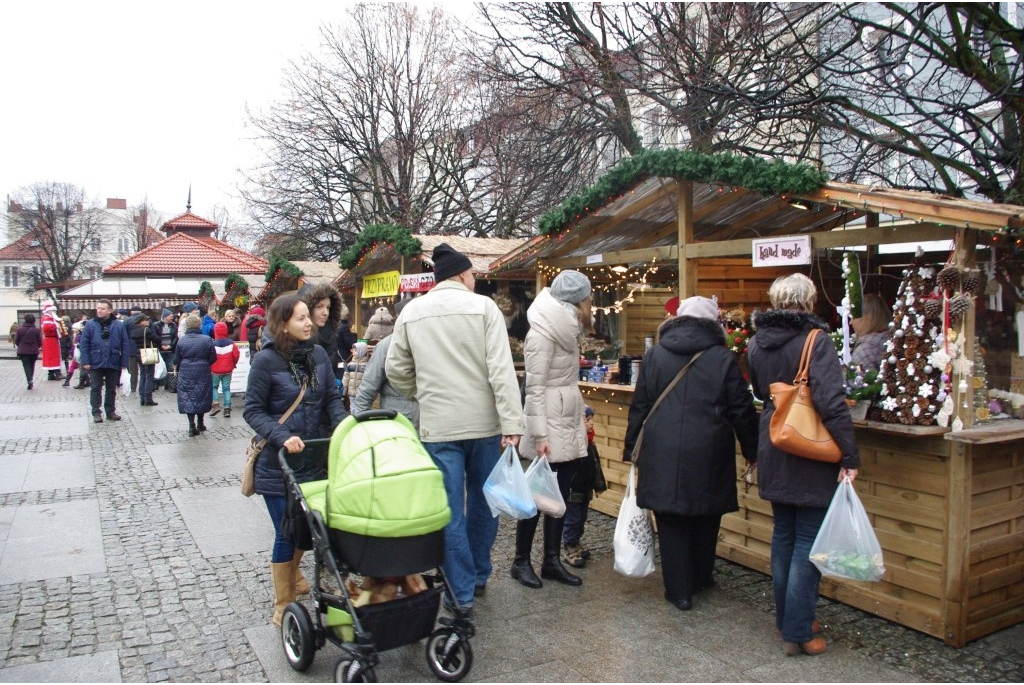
[334,656,376,683]
[281,602,315,672]
[425,628,473,682]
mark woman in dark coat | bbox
[624,296,758,611]
[173,314,217,436]
[129,313,160,406]
[746,273,860,657]
[243,294,346,626]
[300,282,343,379]
[15,313,42,390]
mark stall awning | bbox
[57,273,267,311]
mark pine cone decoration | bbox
[923,298,943,320]
[948,294,972,322]
[937,266,961,292]
[960,270,983,296]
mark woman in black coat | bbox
[243,294,346,626]
[173,314,217,436]
[746,273,860,657]
[15,313,42,390]
[624,296,758,611]
[129,313,160,406]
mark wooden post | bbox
[535,264,546,299]
[942,440,971,646]
[954,228,979,428]
[678,181,696,298]
[354,281,362,339]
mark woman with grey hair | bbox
[746,273,860,656]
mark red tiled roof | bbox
[104,232,269,275]
[0,233,46,261]
[162,211,219,231]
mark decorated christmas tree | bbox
[877,251,945,425]
[972,337,991,424]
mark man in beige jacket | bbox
[387,243,524,615]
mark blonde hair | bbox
[769,273,817,312]
[857,293,890,333]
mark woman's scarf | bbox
[286,339,319,391]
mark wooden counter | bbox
[581,381,1024,647]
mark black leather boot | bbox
[510,515,542,588]
[541,515,582,586]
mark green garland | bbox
[338,223,421,269]
[843,252,863,318]
[537,149,828,235]
[198,280,216,299]
[224,272,249,293]
[265,256,302,281]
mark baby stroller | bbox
[277,409,474,683]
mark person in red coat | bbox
[210,321,241,417]
[40,301,65,381]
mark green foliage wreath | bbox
[338,224,421,269]
[265,256,302,281]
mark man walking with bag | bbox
[387,243,524,615]
[79,298,132,423]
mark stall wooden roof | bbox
[490,178,1024,273]
[347,234,526,282]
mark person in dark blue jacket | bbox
[173,314,217,436]
[244,294,347,626]
[79,299,132,423]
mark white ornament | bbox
[894,329,905,339]
[842,296,851,308]
[952,357,974,376]
[907,363,916,376]
[889,355,898,365]
[912,404,922,417]
[907,293,916,305]
[936,395,954,427]
[918,382,933,398]
[924,365,934,374]
[952,416,964,432]
[959,379,969,394]
[882,397,898,411]
[928,349,952,369]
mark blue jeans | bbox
[212,373,232,407]
[562,501,589,546]
[138,363,154,400]
[771,502,828,643]
[425,436,501,606]
[263,495,293,563]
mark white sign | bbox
[586,254,603,265]
[752,236,812,267]
[400,272,435,292]
[231,341,252,394]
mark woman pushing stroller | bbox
[244,294,347,625]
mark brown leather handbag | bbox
[768,329,841,463]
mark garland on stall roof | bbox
[338,223,421,269]
[264,256,302,281]
[224,272,249,293]
[198,280,216,300]
[537,149,828,236]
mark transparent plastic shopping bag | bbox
[119,368,132,397]
[809,477,885,582]
[154,354,167,380]
[483,444,538,519]
[524,457,566,517]
[613,464,656,577]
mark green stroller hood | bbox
[324,412,450,538]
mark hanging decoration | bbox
[838,252,862,365]
[338,224,421,269]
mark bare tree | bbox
[8,182,100,295]
[126,196,162,252]
[243,4,473,258]
[800,2,1024,203]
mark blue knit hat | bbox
[183,302,198,313]
[161,309,172,319]
[584,405,594,418]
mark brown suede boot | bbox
[271,561,295,626]
[292,550,310,596]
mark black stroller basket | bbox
[277,419,474,682]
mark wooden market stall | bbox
[337,224,528,339]
[489,150,1024,646]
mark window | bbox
[3,266,18,288]
[90,237,101,251]
[88,267,103,279]
[117,237,131,253]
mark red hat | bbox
[664,296,680,316]
[214,321,228,339]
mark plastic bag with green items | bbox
[809,477,886,582]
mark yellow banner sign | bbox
[362,270,401,299]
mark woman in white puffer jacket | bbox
[512,270,592,589]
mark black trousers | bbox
[89,368,121,416]
[653,511,722,603]
[18,354,37,383]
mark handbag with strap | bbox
[630,349,705,464]
[140,340,159,366]
[241,380,308,497]
[768,329,842,463]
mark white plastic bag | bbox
[524,457,566,517]
[482,445,537,519]
[154,354,167,380]
[809,477,885,582]
[613,464,656,577]
[119,368,132,397]
[73,346,80,362]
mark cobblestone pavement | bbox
[0,357,1022,682]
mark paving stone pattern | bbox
[0,357,1022,682]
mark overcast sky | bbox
[0,0,471,231]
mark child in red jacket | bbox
[210,321,240,417]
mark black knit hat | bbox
[432,243,473,282]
